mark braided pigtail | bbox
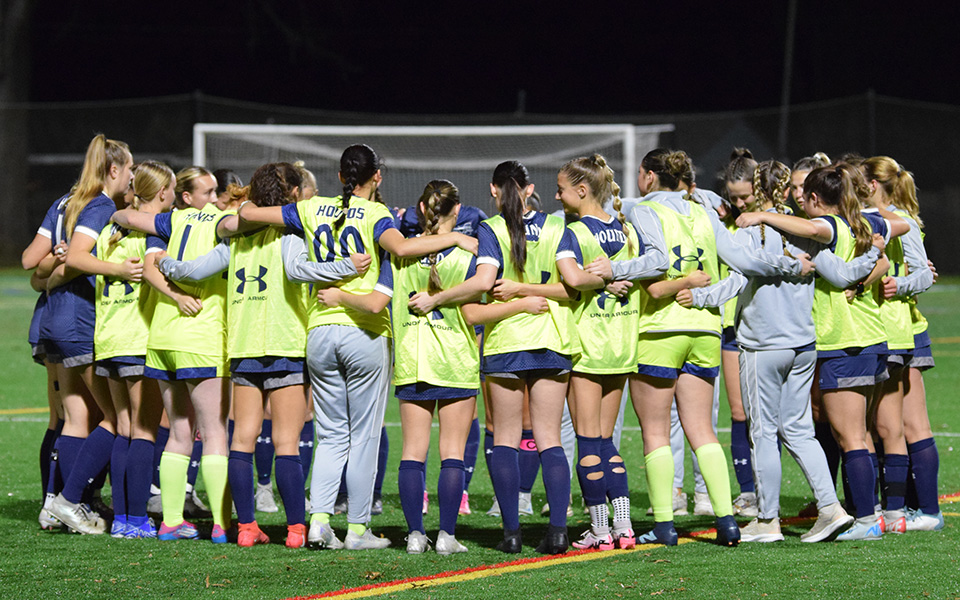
[415,179,461,294]
[336,144,383,231]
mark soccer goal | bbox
[193,123,674,211]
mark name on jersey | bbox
[315,206,365,220]
[593,229,627,245]
[524,222,542,240]
[184,212,217,223]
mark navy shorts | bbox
[230,356,306,391]
[482,349,571,379]
[818,352,888,391]
[721,326,738,352]
[906,331,935,371]
[395,382,477,401]
[95,355,146,378]
[42,339,94,368]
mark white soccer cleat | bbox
[405,530,431,554]
[345,528,391,550]
[436,530,468,555]
[255,482,279,513]
[307,521,343,549]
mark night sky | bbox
[28,2,960,115]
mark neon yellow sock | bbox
[347,523,366,536]
[310,512,331,525]
[159,452,190,526]
[200,454,231,528]
[644,446,674,523]
[694,442,733,518]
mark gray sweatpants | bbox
[307,325,392,524]
[740,347,838,519]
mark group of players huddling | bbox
[22,134,943,554]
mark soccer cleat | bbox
[518,491,534,516]
[307,521,343,549]
[496,528,522,553]
[693,491,715,516]
[49,494,104,535]
[801,502,853,542]
[286,523,307,548]
[158,520,199,540]
[39,494,63,530]
[370,494,383,516]
[90,496,114,521]
[333,494,348,515]
[110,516,129,538]
[882,510,906,534]
[739,517,783,543]
[732,492,758,518]
[835,515,883,541]
[211,524,228,544]
[125,517,158,539]
[715,515,741,546]
[422,491,429,515]
[571,529,614,551]
[536,525,569,555]
[636,522,679,546]
[612,526,636,549]
[487,497,501,517]
[458,491,472,515]
[405,530,431,554]
[344,528,391,550]
[904,508,945,532]
[436,530,468,555]
[255,483,279,513]
[237,521,270,547]
[184,489,212,519]
[647,488,688,516]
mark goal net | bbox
[194,124,674,212]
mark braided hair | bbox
[415,180,460,294]
[752,160,792,253]
[336,144,382,231]
[560,154,632,253]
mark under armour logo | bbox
[596,290,629,310]
[733,458,749,466]
[257,435,272,445]
[672,245,704,272]
[236,265,268,294]
[298,440,314,448]
[103,277,134,297]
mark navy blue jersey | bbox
[38,193,116,343]
[477,211,576,279]
[569,214,644,265]
[397,204,488,238]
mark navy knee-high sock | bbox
[39,421,62,499]
[438,459,465,534]
[228,451,255,524]
[600,437,629,500]
[540,446,571,528]
[575,435,605,507]
[337,466,348,498]
[152,426,169,489]
[483,428,495,486]
[275,455,305,525]
[843,449,877,519]
[46,443,63,495]
[62,426,115,505]
[126,439,154,518]
[55,435,84,486]
[882,453,909,511]
[84,461,109,505]
[255,420,274,486]
[299,420,314,481]
[463,419,480,493]
[518,429,540,494]
[908,438,940,515]
[110,435,130,517]
[815,421,840,487]
[375,427,389,497]
[186,436,202,490]
[399,460,426,533]
[490,446,520,531]
[730,419,754,493]
[227,419,234,447]
[870,452,880,509]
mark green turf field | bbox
[0,269,957,600]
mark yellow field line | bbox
[287,538,698,600]
[0,407,48,415]
[931,337,960,345]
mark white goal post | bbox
[193,123,674,211]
